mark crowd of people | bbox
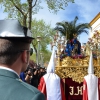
[20,63,46,88]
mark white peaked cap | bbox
[88,51,94,74]
[47,47,56,73]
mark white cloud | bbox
[0,8,7,19]
[74,0,100,23]
[72,0,100,44]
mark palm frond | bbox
[54,16,90,40]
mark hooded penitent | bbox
[38,47,66,100]
[88,51,94,74]
[47,47,56,73]
[83,51,99,100]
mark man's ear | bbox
[21,51,27,63]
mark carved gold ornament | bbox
[55,56,100,83]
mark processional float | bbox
[51,30,100,83]
[50,30,100,99]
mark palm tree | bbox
[54,16,91,40]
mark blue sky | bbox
[32,0,100,45]
[0,0,100,45]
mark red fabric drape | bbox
[83,79,88,100]
[62,78,83,100]
[38,77,47,98]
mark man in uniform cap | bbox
[0,19,45,100]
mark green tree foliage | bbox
[31,18,54,51]
[0,0,74,29]
[54,16,91,40]
[30,50,51,64]
[31,18,54,63]
[45,0,74,13]
[0,0,42,29]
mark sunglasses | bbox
[0,48,33,56]
[29,48,33,55]
[21,48,33,56]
